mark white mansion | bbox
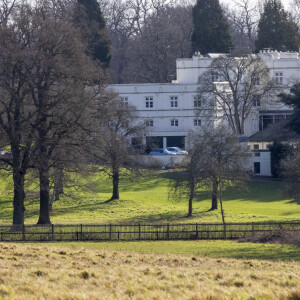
[110,50,299,175]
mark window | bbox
[170,96,178,108]
[253,144,259,150]
[254,152,261,157]
[194,96,201,108]
[211,71,219,82]
[253,96,261,107]
[275,72,283,85]
[254,162,261,174]
[145,97,153,108]
[171,119,179,127]
[145,119,153,127]
[194,119,201,126]
[121,97,128,107]
[251,76,260,86]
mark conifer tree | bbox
[191,0,233,54]
[255,0,300,52]
[76,0,111,67]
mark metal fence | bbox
[0,221,300,242]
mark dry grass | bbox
[0,243,300,299]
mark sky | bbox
[221,0,291,9]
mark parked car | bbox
[149,148,175,155]
[166,147,188,155]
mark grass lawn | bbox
[0,242,300,299]
[48,240,300,261]
[0,170,300,225]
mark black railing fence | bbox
[0,221,299,242]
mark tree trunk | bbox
[111,169,120,200]
[211,179,218,210]
[12,171,25,226]
[188,190,194,217]
[37,167,51,224]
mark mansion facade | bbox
[109,50,299,175]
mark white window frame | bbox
[171,119,179,127]
[194,119,201,126]
[170,96,178,108]
[275,72,283,85]
[193,96,201,108]
[253,95,261,107]
[145,119,154,127]
[145,96,153,108]
[121,97,128,107]
[211,71,220,82]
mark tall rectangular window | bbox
[194,119,201,126]
[211,71,219,82]
[253,95,261,107]
[171,119,178,127]
[194,96,201,108]
[170,96,178,108]
[145,96,153,108]
[251,76,260,86]
[121,97,128,107]
[275,72,283,85]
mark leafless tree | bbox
[223,0,259,51]
[91,95,145,200]
[197,53,278,135]
[171,126,250,217]
[0,0,107,225]
[100,0,193,83]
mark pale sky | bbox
[221,0,291,9]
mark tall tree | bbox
[279,83,300,134]
[171,126,249,215]
[197,53,277,135]
[191,0,233,54]
[75,0,111,67]
[255,0,300,52]
[91,96,145,200]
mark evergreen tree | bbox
[279,83,300,134]
[75,0,111,67]
[255,0,300,52]
[269,141,293,178]
[191,0,233,54]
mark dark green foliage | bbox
[76,0,111,67]
[269,141,293,178]
[279,83,300,134]
[255,0,300,52]
[191,0,233,54]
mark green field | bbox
[0,171,300,225]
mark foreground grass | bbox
[0,242,300,299]
[54,240,300,261]
[0,171,300,225]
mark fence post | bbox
[52,224,54,241]
[109,224,112,241]
[167,224,170,240]
[22,225,25,241]
[252,222,254,237]
[1,232,2,242]
[80,224,83,240]
[138,223,141,240]
[118,231,120,241]
[196,223,198,239]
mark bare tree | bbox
[223,0,259,51]
[91,95,145,200]
[171,126,250,217]
[0,0,107,225]
[100,0,193,83]
[197,53,278,135]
